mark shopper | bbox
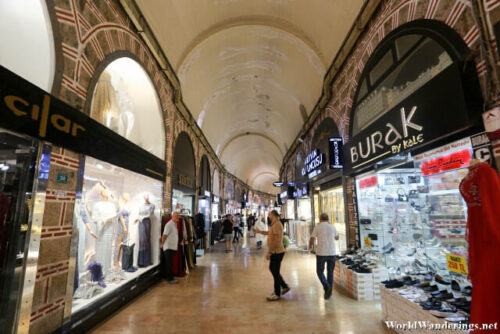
[254,210,290,301]
[160,211,180,284]
[255,217,267,249]
[233,214,243,242]
[222,214,234,252]
[309,213,339,300]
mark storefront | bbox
[198,155,211,230]
[308,117,347,254]
[172,133,196,215]
[0,62,167,333]
[211,169,220,221]
[343,22,485,277]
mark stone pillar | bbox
[29,147,80,334]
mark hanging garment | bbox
[138,217,152,267]
[114,207,130,262]
[93,201,116,276]
[121,243,137,272]
[194,213,205,239]
[459,162,500,332]
[173,219,186,277]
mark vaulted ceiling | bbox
[136,0,365,193]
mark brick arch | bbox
[324,0,486,141]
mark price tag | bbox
[447,254,468,275]
[364,236,371,248]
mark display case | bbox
[355,138,471,278]
[71,156,163,314]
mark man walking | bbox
[254,210,290,301]
[222,214,234,252]
[161,211,179,284]
[309,213,339,300]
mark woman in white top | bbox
[255,217,268,249]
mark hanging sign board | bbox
[343,64,478,175]
[0,66,166,180]
[273,182,284,187]
[329,137,343,169]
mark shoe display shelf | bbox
[380,285,467,334]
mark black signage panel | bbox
[343,64,477,174]
[329,137,343,169]
[0,66,166,181]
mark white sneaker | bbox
[266,293,280,301]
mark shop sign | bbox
[204,190,211,198]
[446,254,468,275]
[482,107,500,133]
[471,132,496,168]
[212,195,220,203]
[301,149,325,177]
[280,191,288,201]
[414,138,472,176]
[273,181,284,187]
[358,176,377,189]
[178,174,194,188]
[293,183,309,198]
[329,137,343,169]
[57,173,68,184]
[0,66,166,181]
[343,65,475,174]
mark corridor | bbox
[91,238,390,334]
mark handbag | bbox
[360,218,371,225]
[397,188,408,202]
[408,189,419,199]
[396,177,405,185]
[417,185,429,193]
[384,177,395,185]
[408,176,421,184]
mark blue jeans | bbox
[316,255,336,291]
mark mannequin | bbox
[136,194,154,267]
[114,193,130,268]
[79,190,97,271]
[459,160,500,332]
[93,188,117,276]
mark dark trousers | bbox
[164,249,175,281]
[269,252,288,296]
[316,255,336,291]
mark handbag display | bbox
[397,188,408,202]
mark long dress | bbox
[459,162,500,332]
[138,202,155,267]
[92,201,117,277]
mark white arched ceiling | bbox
[136,0,365,191]
[0,0,55,91]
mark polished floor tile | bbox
[91,236,391,334]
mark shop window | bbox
[90,58,165,159]
[353,36,453,135]
[319,187,347,254]
[72,156,162,314]
[355,137,471,277]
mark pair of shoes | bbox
[167,279,179,284]
[266,293,280,301]
[281,287,291,296]
[324,286,332,300]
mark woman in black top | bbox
[222,215,234,252]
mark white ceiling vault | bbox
[136,0,365,193]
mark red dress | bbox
[459,162,500,332]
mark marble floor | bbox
[91,236,391,334]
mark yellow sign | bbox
[446,254,468,275]
[364,237,371,248]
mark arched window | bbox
[90,57,165,159]
[350,20,476,138]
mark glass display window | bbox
[355,137,472,278]
[319,186,347,254]
[71,156,162,314]
[172,189,194,215]
[286,200,294,220]
[297,198,311,222]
